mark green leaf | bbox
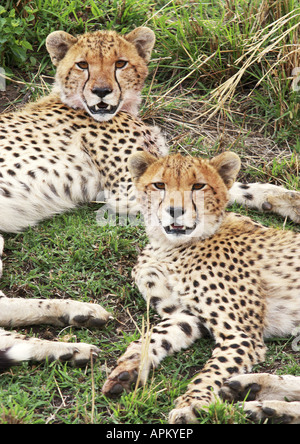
[8,9,16,18]
[21,40,33,50]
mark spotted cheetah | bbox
[102,151,300,424]
[0,27,167,368]
[0,27,299,368]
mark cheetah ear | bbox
[210,152,241,189]
[128,152,157,182]
[125,27,155,63]
[46,31,78,66]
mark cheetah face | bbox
[46,28,155,122]
[129,152,241,245]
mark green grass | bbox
[0,0,299,425]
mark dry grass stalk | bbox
[207,8,300,119]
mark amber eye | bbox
[76,61,89,70]
[115,60,128,69]
[192,183,206,190]
[153,183,165,190]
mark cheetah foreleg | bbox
[0,296,112,328]
[102,312,203,397]
[168,335,266,424]
[0,329,99,368]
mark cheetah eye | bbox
[153,182,165,190]
[115,60,128,69]
[192,183,206,191]
[76,61,89,70]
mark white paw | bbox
[168,406,199,424]
[262,190,300,223]
[243,400,300,424]
[6,340,100,367]
[59,301,112,328]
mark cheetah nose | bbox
[167,206,186,218]
[92,87,113,98]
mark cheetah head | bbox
[129,152,241,245]
[46,27,155,122]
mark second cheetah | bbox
[103,151,300,424]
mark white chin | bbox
[87,111,118,122]
[85,104,120,122]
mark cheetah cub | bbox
[0,27,167,368]
[103,151,300,424]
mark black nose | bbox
[92,87,113,98]
[167,206,185,218]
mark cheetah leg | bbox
[0,295,108,367]
[168,334,266,424]
[229,183,300,223]
[220,373,300,424]
[0,296,112,329]
[0,328,99,368]
[102,312,203,397]
[103,257,203,396]
[0,235,108,368]
[0,234,111,329]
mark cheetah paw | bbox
[243,400,300,424]
[6,340,100,367]
[219,374,262,402]
[262,190,300,223]
[54,342,100,367]
[59,301,112,329]
[102,359,139,397]
[168,406,199,424]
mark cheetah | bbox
[0,26,299,367]
[0,27,167,368]
[102,151,300,424]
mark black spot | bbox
[163,305,177,314]
[161,339,172,352]
[179,322,192,336]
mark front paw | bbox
[219,374,262,402]
[60,301,112,329]
[50,342,100,367]
[102,359,139,397]
[168,405,199,424]
[168,394,209,424]
[263,191,300,223]
[243,400,300,424]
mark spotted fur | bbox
[103,152,300,424]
